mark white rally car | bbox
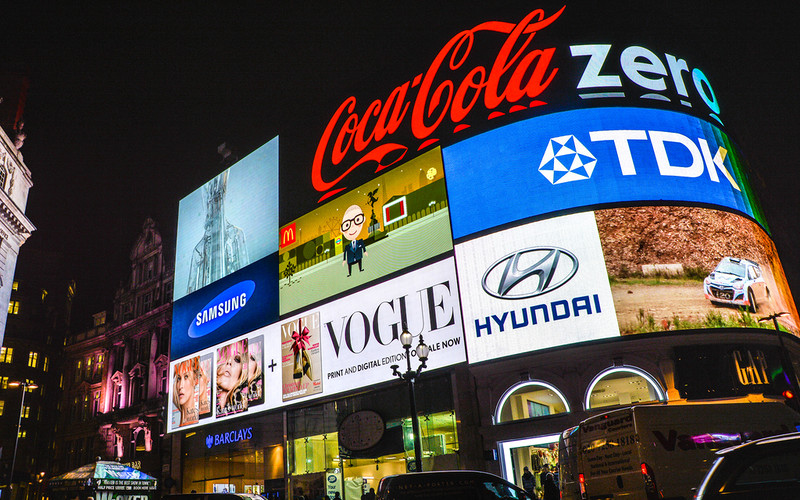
[703,257,769,313]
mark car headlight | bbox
[733,280,744,290]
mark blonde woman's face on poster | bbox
[177,370,195,406]
[218,352,243,391]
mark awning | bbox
[48,461,157,492]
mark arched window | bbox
[585,366,665,410]
[495,380,570,423]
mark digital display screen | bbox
[174,137,279,302]
[443,107,766,240]
[167,258,466,433]
[455,207,798,363]
[278,147,453,315]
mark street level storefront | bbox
[469,328,800,491]
[172,373,462,500]
[47,461,157,500]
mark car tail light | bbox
[641,462,661,500]
[578,473,587,500]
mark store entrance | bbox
[498,435,560,498]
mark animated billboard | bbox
[456,207,798,364]
[278,147,453,315]
[171,137,279,359]
[167,258,466,432]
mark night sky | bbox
[4,3,799,329]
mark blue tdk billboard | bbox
[171,137,279,359]
[442,107,765,240]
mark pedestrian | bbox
[540,464,559,500]
[521,466,535,496]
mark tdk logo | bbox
[482,247,578,299]
[538,129,739,191]
[188,280,255,338]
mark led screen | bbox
[442,107,765,240]
[174,137,279,302]
[278,147,453,315]
[167,258,466,433]
[455,207,798,364]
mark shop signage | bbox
[205,426,254,448]
[674,344,793,399]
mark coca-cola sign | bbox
[312,7,564,202]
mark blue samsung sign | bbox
[442,107,765,240]
[171,254,278,359]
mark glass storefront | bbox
[287,374,458,500]
[181,412,285,498]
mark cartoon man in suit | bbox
[341,204,368,276]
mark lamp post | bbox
[390,327,430,472]
[8,380,37,498]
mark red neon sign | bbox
[311,7,565,202]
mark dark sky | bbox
[4,3,799,329]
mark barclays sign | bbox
[206,426,254,448]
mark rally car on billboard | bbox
[703,257,770,313]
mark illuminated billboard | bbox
[279,148,453,315]
[456,207,798,363]
[168,258,466,433]
[174,137,279,302]
[456,212,619,363]
[171,137,279,359]
[442,107,765,240]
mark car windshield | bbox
[715,261,745,277]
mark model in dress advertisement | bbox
[172,357,200,427]
[247,335,264,406]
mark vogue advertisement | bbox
[216,339,249,417]
[281,312,322,401]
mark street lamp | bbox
[8,380,37,495]
[390,326,430,472]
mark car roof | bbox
[716,431,800,457]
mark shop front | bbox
[286,373,459,500]
[179,411,285,498]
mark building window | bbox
[159,367,168,395]
[113,382,123,409]
[0,376,8,389]
[585,366,666,410]
[43,356,49,372]
[0,347,13,363]
[75,360,82,382]
[92,391,101,416]
[28,351,38,368]
[142,292,152,312]
[0,400,4,415]
[22,405,30,419]
[7,301,20,315]
[495,381,570,423]
[12,281,18,291]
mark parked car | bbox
[703,257,769,312]
[693,432,800,499]
[376,470,534,500]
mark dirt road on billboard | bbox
[611,282,797,334]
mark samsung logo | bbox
[188,281,256,338]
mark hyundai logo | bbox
[482,247,578,299]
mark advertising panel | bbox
[170,136,279,360]
[167,258,466,433]
[279,148,453,315]
[456,212,619,363]
[171,254,278,360]
[457,207,798,364]
[442,107,765,240]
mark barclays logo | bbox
[482,247,578,299]
[188,280,256,338]
[206,426,254,448]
